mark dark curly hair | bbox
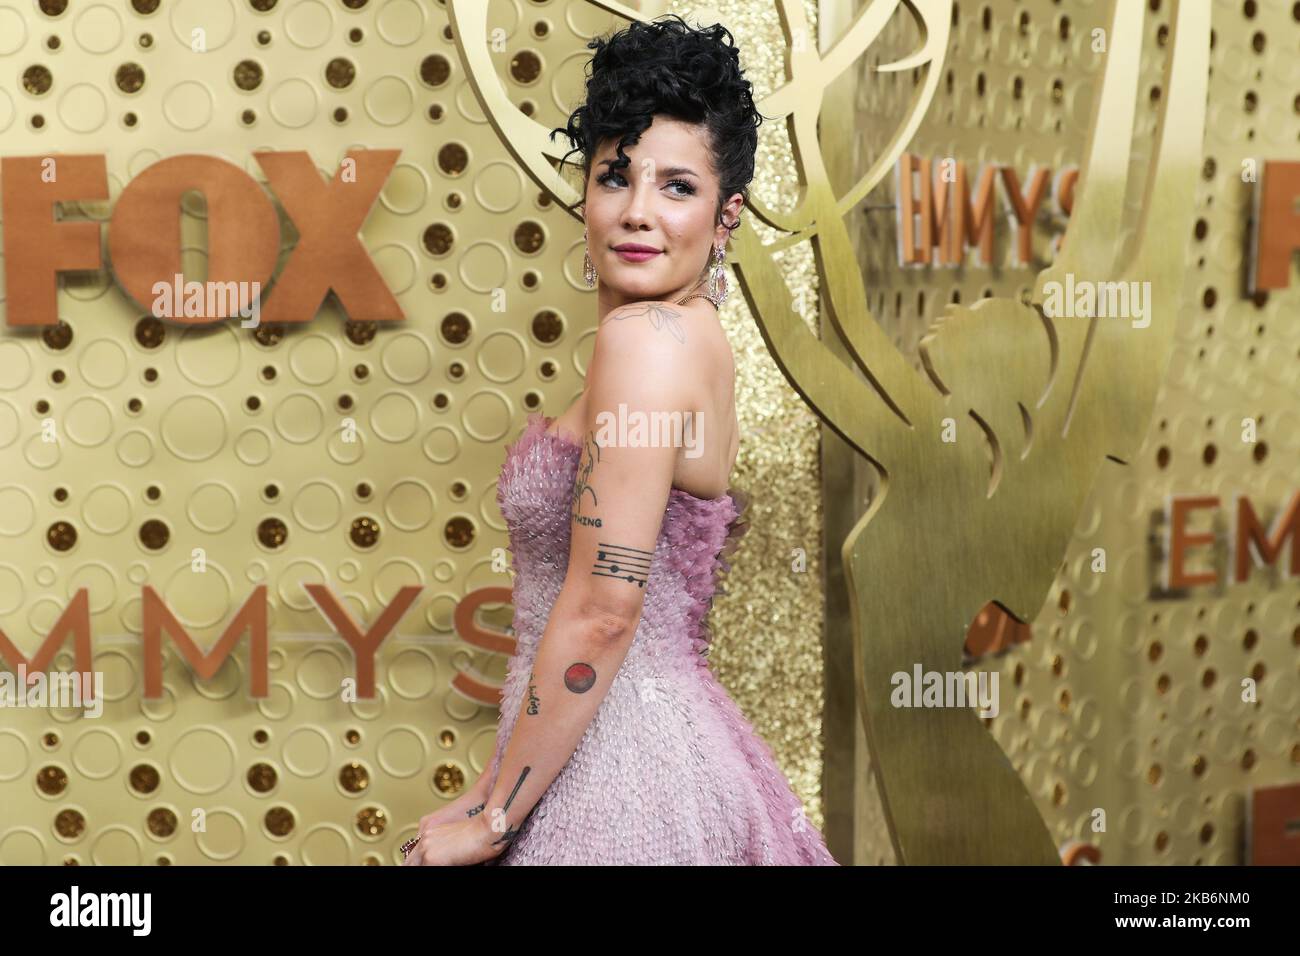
[551,13,765,233]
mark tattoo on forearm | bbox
[570,433,602,528]
[600,303,686,344]
[490,766,530,846]
[592,542,652,588]
[526,670,540,715]
[564,662,596,694]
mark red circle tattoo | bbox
[564,662,596,693]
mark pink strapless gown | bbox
[484,412,838,865]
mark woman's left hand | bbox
[402,814,501,866]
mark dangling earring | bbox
[583,228,598,288]
[706,244,729,306]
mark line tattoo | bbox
[570,431,602,528]
[564,662,596,694]
[466,801,485,818]
[490,766,530,846]
[592,542,653,588]
[600,302,687,344]
[526,670,540,715]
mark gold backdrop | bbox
[837,0,1298,864]
[0,0,830,865]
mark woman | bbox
[405,14,837,865]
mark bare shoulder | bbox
[596,298,714,348]
[589,300,719,405]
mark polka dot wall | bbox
[0,0,831,864]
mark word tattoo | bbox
[526,670,540,715]
[592,542,653,588]
[600,302,686,344]
[564,662,597,694]
[570,432,602,528]
[490,766,530,847]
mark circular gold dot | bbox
[234,60,264,91]
[134,316,165,348]
[437,142,468,176]
[349,516,381,548]
[531,309,563,344]
[116,62,145,94]
[37,765,68,795]
[443,516,474,549]
[355,806,386,836]
[509,49,541,84]
[43,320,73,350]
[326,57,355,88]
[147,807,177,837]
[265,806,295,837]
[440,312,470,344]
[247,762,277,793]
[252,323,284,347]
[23,65,53,96]
[130,764,160,794]
[422,223,454,256]
[345,320,377,346]
[420,54,450,86]
[47,521,77,552]
[257,517,288,549]
[339,762,370,793]
[432,762,465,795]
[513,221,545,254]
[55,809,85,839]
[138,518,169,550]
